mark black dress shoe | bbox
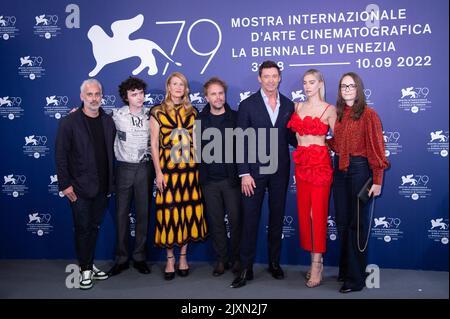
[133,261,151,274]
[213,262,225,276]
[339,283,364,293]
[230,269,253,288]
[268,263,284,279]
[107,262,129,277]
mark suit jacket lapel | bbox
[274,94,288,128]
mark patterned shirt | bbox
[112,105,151,163]
[327,106,389,184]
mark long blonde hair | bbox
[162,72,194,115]
[303,69,325,101]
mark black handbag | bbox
[357,177,375,252]
[357,177,373,204]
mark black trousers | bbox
[114,161,155,264]
[239,173,289,270]
[202,179,241,264]
[333,156,372,289]
[70,193,109,271]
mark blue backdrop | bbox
[0,0,448,271]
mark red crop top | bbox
[287,104,330,136]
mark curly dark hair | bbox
[118,76,147,105]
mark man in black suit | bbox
[55,79,116,290]
[198,77,241,277]
[230,61,296,288]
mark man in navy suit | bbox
[230,61,296,288]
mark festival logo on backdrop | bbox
[48,174,64,197]
[18,55,45,80]
[87,14,182,77]
[100,94,117,114]
[372,216,403,243]
[428,217,449,245]
[398,173,431,200]
[189,92,207,111]
[33,14,61,39]
[26,212,53,236]
[266,215,296,240]
[383,130,402,157]
[291,90,306,102]
[427,130,449,157]
[87,14,222,76]
[44,95,70,119]
[0,95,24,120]
[23,134,50,159]
[0,14,19,40]
[281,215,295,239]
[143,92,165,107]
[398,86,432,113]
[2,174,28,197]
[327,216,337,241]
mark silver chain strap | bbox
[357,197,375,253]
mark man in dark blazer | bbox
[230,61,296,288]
[198,77,241,277]
[55,79,116,290]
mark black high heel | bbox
[164,255,175,280]
[177,253,190,277]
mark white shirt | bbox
[239,90,280,177]
[260,89,280,126]
[112,105,151,163]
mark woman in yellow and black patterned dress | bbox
[150,72,207,280]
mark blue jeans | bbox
[333,156,371,289]
[70,193,109,271]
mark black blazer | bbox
[237,90,296,178]
[55,107,116,198]
[198,103,239,187]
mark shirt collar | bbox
[123,105,145,116]
[260,89,280,105]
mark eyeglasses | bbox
[340,84,357,91]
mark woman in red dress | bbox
[287,69,337,287]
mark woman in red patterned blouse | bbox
[327,72,389,293]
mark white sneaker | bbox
[79,270,93,290]
[92,264,108,280]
